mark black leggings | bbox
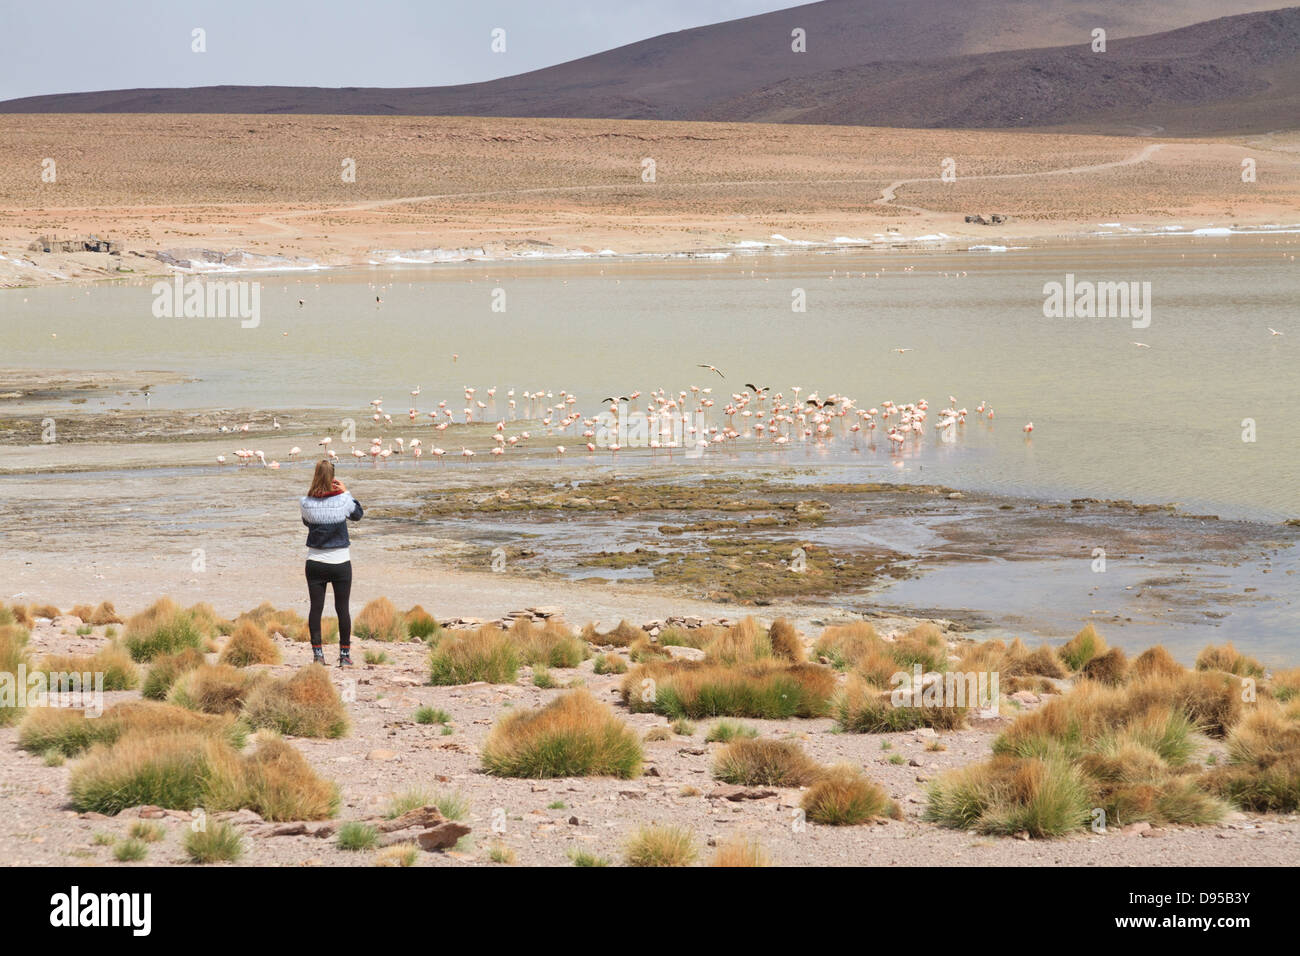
[306,560,353,648]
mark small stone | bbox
[416,822,472,851]
[366,749,398,761]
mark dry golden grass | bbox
[926,754,1094,837]
[123,598,208,661]
[0,623,32,726]
[1082,647,1129,686]
[236,603,307,642]
[510,618,587,668]
[712,738,822,787]
[621,658,835,719]
[242,664,349,738]
[31,603,61,620]
[20,699,242,756]
[68,729,336,820]
[1132,645,1185,680]
[1272,668,1300,703]
[69,604,95,622]
[354,597,406,642]
[37,642,139,691]
[703,617,772,665]
[812,621,883,669]
[580,620,644,647]
[801,764,901,825]
[709,835,772,867]
[624,825,697,867]
[766,618,805,662]
[141,647,206,700]
[1195,643,1265,678]
[481,690,642,779]
[1059,624,1107,671]
[218,620,282,667]
[1207,701,1300,812]
[429,626,519,684]
[404,605,440,640]
[168,664,265,715]
[89,601,124,626]
[835,674,970,733]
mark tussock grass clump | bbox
[628,636,671,663]
[375,843,419,867]
[704,617,773,665]
[802,764,901,825]
[18,699,243,757]
[89,602,124,626]
[1272,668,1300,703]
[656,626,715,650]
[1195,643,1265,678]
[621,659,835,719]
[1082,647,1129,686]
[712,738,822,787]
[218,620,282,667]
[0,629,29,723]
[580,620,644,647]
[709,836,771,867]
[405,605,441,641]
[70,604,95,623]
[129,821,165,843]
[1058,624,1107,671]
[354,597,407,642]
[0,624,31,726]
[337,822,380,851]
[414,706,449,725]
[0,605,14,626]
[705,719,758,743]
[624,826,697,867]
[38,643,140,692]
[893,622,949,672]
[813,621,883,669]
[185,821,243,863]
[1208,701,1300,812]
[233,603,306,642]
[926,755,1094,838]
[242,664,349,738]
[767,618,805,663]
[31,603,61,620]
[168,664,265,715]
[481,690,642,779]
[114,838,148,862]
[511,618,587,668]
[591,653,627,675]
[834,676,969,733]
[1132,645,1185,680]
[429,626,519,685]
[569,849,611,867]
[69,729,337,820]
[124,599,206,662]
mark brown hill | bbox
[0,1,1295,133]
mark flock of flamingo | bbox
[217,380,1032,470]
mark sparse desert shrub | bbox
[37,642,139,691]
[624,826,697,867]
[621,659,835,719]
[219,620,281,667]
[31,603,61,620]
[705,719,758,743]
[766,618,805,662]
[1195,643,1264,678]
[801,764,901,825]
[488,842,516,864]
[1082,647,1129,685]
[532,667,556,688]
[168,664,265,715]
[580,620,644,647]
[813,621,883,669]
[414,706,449,725]
[511,618,586,668]
[18,699,243,757]
[1059,624,1107,671]
[240,733,340,820]
[1132,645,1185,680]
[184,821,243,863]
[481,690,642,779]
[644,726,672,742]
[129,821,165,843]
[712,738,822,787]
[242,664,349,738]
[405,605,440,641]
[709,836,771,867]
[429,626,519,685]
[925,754,1093,838]
[124,599,205,662]
[834,676,969,733]
[113,838,148,862]
[70,604,95,622]
[569,849,611,867]
[591,653,627,675]
[354,597,407,642]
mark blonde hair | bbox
[308,459,335,498]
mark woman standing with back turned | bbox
[300,459,363,666]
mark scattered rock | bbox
[416,823,472,851]
[366,749,398,761]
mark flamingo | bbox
[1023,422,1034,434]
[288,446,301,460]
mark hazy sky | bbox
[0,0,803,101]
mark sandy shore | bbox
[2,115,1299,288]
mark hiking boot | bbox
[338,648,353,668]
[311,646,327,665]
